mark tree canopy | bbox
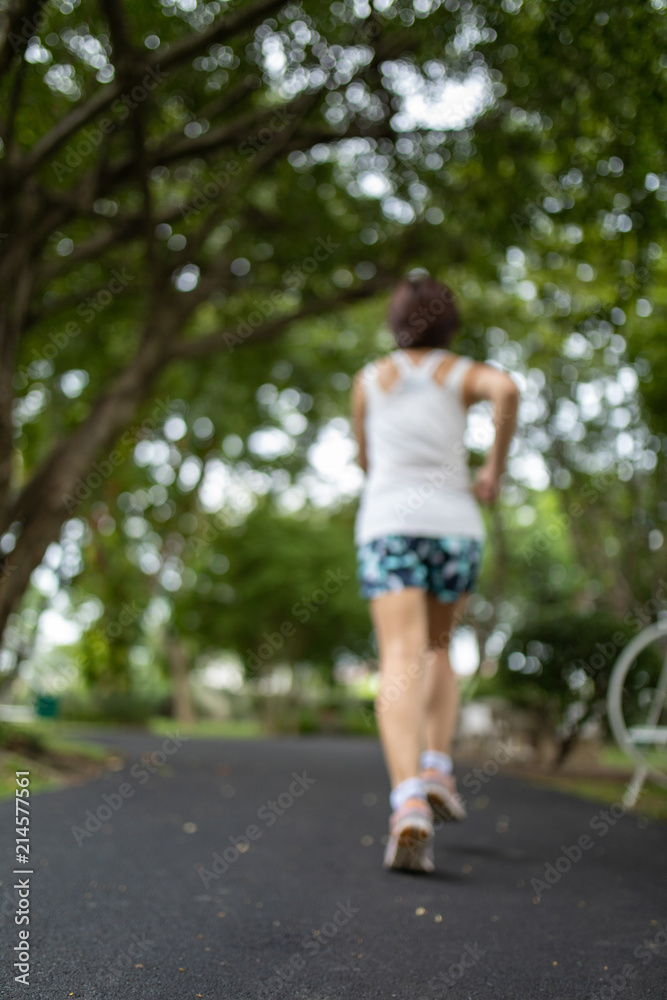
[0,0,666,702]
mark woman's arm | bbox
[351,371,368,473]
[462,362,520,504]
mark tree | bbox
[1,0,666,664]
[484,605,665,767]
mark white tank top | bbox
[354,348,486,546]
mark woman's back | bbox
[354,347,486,546]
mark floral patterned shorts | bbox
[356,534,484,602]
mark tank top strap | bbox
[390,350,416,379]
[443,355,474,400]
[391,349,449,381]
[359,358,383,400]
[418,348,450,379]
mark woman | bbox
[352,275,519,872]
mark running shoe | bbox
[383,797,435,872]
[420,768,467,823]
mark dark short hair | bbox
[387,276,460,348]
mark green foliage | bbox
[2,0,667,705]
[0,723,111,801]
[252,692,377,735]
[169,498,372,675]
[484,607,664,745]
[59,687,172,725]
[0,720,45,756]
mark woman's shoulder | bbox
[354,352,397,386]
[430,350,471,384]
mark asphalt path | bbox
[1,730,666,999]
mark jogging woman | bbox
[352,275,519,872]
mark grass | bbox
[598,742,667,773]
[524,772,667,821]
[0,720,113,801]
[599,744,636,769]
[147,716,264,739]
[0,753,65,798]
[0,716,265,801]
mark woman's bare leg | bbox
[423,594,468,756]
[369,587,429,789]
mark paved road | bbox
[1,730,666,999]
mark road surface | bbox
[1,730,666,998]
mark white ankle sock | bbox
[420,750,453,775]
[390,776,427,812]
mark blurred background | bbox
[0,0,666,811]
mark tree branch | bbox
[148,25,412,167]
[0,266,394,634]
[0,0,47,75]
[15,0,286,180]
[97,0,135,62]
[19,83,127,180]
[0,48,26,159]
[152,0,286,73]
[197,75,262,127]
[3,324,170,533]
[167,275,395,361]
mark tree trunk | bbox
[166,629,195,725]
[0,331,169,639]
